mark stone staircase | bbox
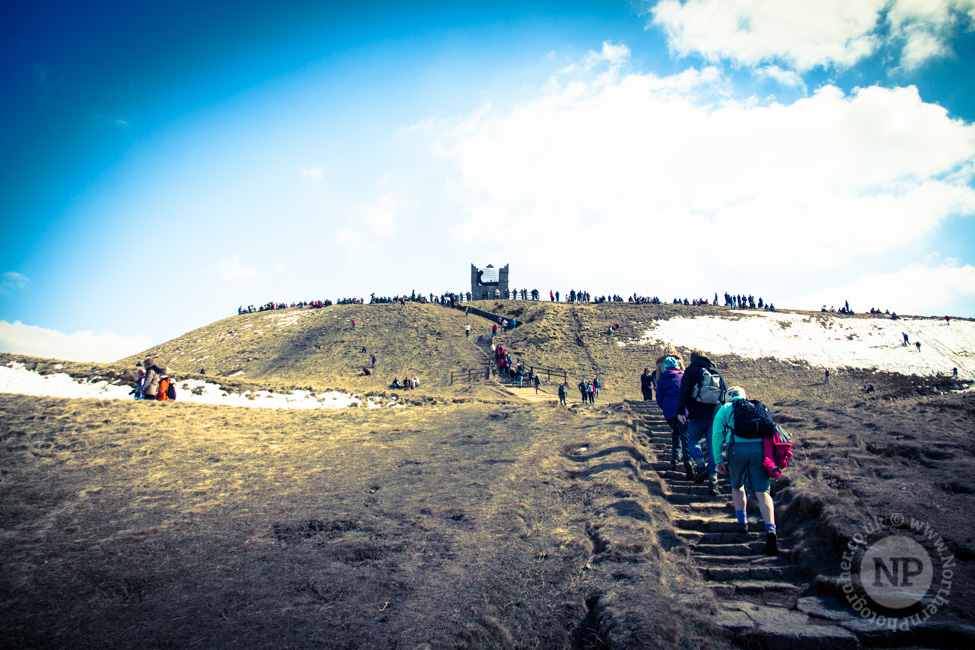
[626,400,802,607]
[624,399,975,650]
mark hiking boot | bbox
[670,461,677,471]
[707,475,720,496]
[683,462,694,481]
[735,522,749,535]
[765,530,778,556]
[693,467,708,484]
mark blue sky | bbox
[2,0,975,361]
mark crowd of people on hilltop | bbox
[238,300,332,314]
[236,287,975,329]
[821,300,856,315]
[234,287,787,315]
[724,293,775,310]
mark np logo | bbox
[861,536,933,609]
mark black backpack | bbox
[732,399,775,438]
[166,381,177,401]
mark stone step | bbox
[691,541,783,556]
[665,493,725,506]
[687,531,760,545]
[673,502,734,515]
[693,553,788,567]
[667,485,713,496]
[675,518,769,533]
[709,580,802,598]
[702,564,792,581]
[657,471,697,482]
[715,602,860,650]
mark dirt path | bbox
[497,383,557,403]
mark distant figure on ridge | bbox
[640,367,654,401]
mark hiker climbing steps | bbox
[626,400,800,606]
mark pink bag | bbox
[763,425,793,478]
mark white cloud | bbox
[0,271,30,294]
[216,254,259,280]
[336,227,367,258]
[359,195,400,236]
[798,262,975,317]
[0,320,153,362]
[423,47,975,311]
[888,0,975,70]
[755,65,806,90]
[648,0,975,71]
[300,167,325,180]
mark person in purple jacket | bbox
[656,357,693,480]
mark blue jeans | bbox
[666,417,690,464]
[687,418,715,475]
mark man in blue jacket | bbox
[677,350,727,495]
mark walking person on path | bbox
[558,383,567,406]
[656,357,693,479]
[640,367,654,401]
[678,351,727,496]
[712,386,779,555]
[824,369,830,385]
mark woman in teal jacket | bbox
[712,386,778,555]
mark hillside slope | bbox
[119,302,495,394]
[110,301,970,404]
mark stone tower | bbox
[470,263,509,300]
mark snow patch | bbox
[621,312,972,377]
[0,363,389,410]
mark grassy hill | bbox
[3,300,974,649]
[112,300,957,405]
